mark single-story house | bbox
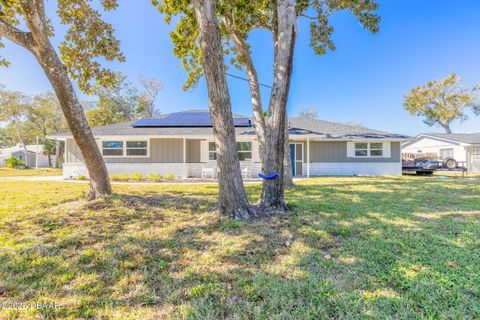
[50,110,409,179]
[0,144,50,168]
[402,133,480,172]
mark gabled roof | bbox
[50,110,409,141]
[0,144,44,154]
[416,133,480,145]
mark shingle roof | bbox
[50,110,409,140]
[420,133,480,144]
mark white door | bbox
[470,147,480,172]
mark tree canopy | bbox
[404,73,480,133]
[153,0,380,91]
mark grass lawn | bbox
[0,176,479,319]
[0,167,62,177]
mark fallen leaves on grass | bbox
[448,261,460,267]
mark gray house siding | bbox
[187,140,201,163]
[66,138,185,164]
[309,141,400,163]
[66,139,84,163]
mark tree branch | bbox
[0,18,34,50]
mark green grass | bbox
[0,167,62,177]
[0,176,479,319]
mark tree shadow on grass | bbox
[0,177,479,319]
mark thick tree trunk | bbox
[22,3,111,199]
[226,13,295,196]
[193,0,251,219]
[260,0,296,209]
[32,47,111,198]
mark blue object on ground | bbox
[258,173,280,180]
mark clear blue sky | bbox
[1,0,480,136]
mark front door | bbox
[289,143,303,176]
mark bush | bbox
[110,174,122,182]
[131,173,143,182]
[164,173,174,181]
[147,173,162,182]
[118,174,130,182]
[4,157,27,169]
[76,175,87,181]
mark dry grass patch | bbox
[0,176,479,319]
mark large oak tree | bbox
[404,73,480,133]
[0,0,125,199]
[156,0,380,211]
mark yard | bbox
[0,176,479,319]
[0,168,62,177]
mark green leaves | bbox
[151,0,380,90]
[403,73,480,132]
[57,0,125,94]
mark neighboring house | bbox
[402,133,480,172]
[0,144,50,168]
[50,110,409,179]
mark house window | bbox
[208,141,252,161]
[471,147,480,162]
[354,143,368,157]
[208,142,217,160]
[439,148,454,159]
[126,141,148,156]
[102,140,148,157]
[370,143,383,157]
[237,142,252,161]
[102,141,123,156]
[354,142,384,157]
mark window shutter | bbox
[200,141,208,162]
[383,142,391,158]
[346,142,355,157]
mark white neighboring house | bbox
[402,133,480,172]
[0,144,50,168]
[50,110,410,179]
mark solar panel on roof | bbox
[132,112,251,127]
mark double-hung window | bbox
[208,141,252,161]
[237,142,252,161]
[370,143,383,157]
[102,140,148,157]
[208,142,217,160]
[354,142,383,157]
[126,141,148,156]
[102,141,124,156]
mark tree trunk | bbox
[193,0,251,219]
[442,123,452,134]
[260,0,296,209]
[228,26,267,165]
[14,116,29,166]
[23,3,111,199]
[226,10,295,197]
[55,140,60,168]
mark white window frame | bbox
[208,142,217,161]
[101,139,150,158]
[208,141,253,162]
[354,142,384,158]
[237,141,252,161]
[101,140,124,158]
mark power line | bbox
[225,72,272,89]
